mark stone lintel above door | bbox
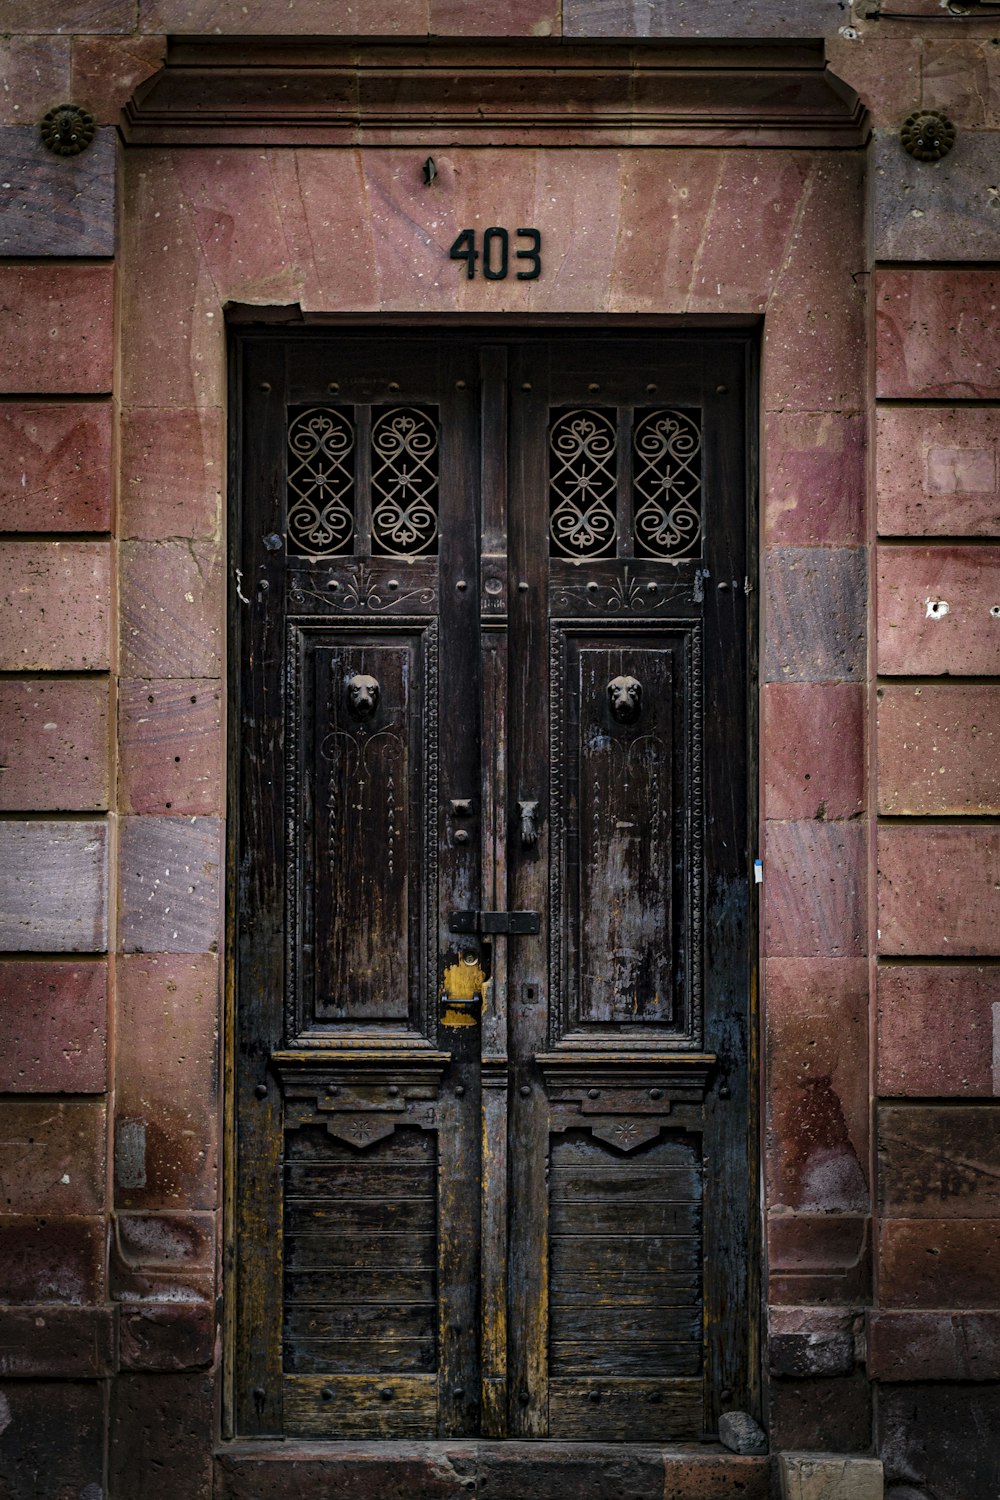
[122,38,866,149]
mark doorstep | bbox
[215,1441,773,1499]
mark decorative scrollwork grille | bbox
[632,408,703,559]
[286,407,356,556]
[548,408,618,559]
[371,406,440,557]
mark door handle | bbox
[518,799,540,849]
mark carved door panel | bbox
[505,342,753,1440]
[232,332,754,1443]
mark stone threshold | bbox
[215,1440,773,1499]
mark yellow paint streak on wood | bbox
[440,1004,477,1029]
[443,956,486,1000]
[441,954,485,1026]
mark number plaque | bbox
[449,227,542,281]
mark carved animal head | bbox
[345,673,380,720]
[607,674,643,725]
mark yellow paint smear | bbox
[440,955,486,1028]
[442,956,486,1001]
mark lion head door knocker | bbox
[607,674,643,726]
[345,673,380,721]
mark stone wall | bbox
[0,5,997,1499]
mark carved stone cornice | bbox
[122,39,866,149]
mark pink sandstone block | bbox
[0,677,110,812]
[877,407,1000,537]
[875,1384,1000,1500]
[878,824,1000,957]
[763,156,865,414]
[877,544,1000,677]
[0,541,111,671]
[118,816,222,955]
[0,265,113,393]
[876,270,1000,400]
[767,1212,871,1305]
[120,541,222,680]
[110,1211,215,1305]
[0,402,113,532]
[878,1103,1000,1218]
[71,36,166,125]
[0,38,70,126]
[0,1306,115,1377]
[139,0,427,32]
[879,1218,1000,1309]
[0,820,108,953]
[877,683,1000,815]
[868,1310,1000,1381]
[922,40,1000,130]
[0,1382,104,1499]
[119,1302,214,1371]
[824,36,921,130]
[0,1216,105,1303]
[1,1,133,31]
[764,958,869,1215]
[429,0,559,33]
[120,407,223,541]
[118,679,223,815]
[121,152,227,409]
[109,1372,214,1500]
[765,410,865,547]
[767,1370,871,1457]
[877,964,1000,1097]
[0,1100,105,1214]
[763,682,865,820]
[0,959,107,1093]
[764,821,867,958]
[115,953,219,1211]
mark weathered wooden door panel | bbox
[554,628,697,1039]
[232,330,754,1444]
[292,625,434,1033]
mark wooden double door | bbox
[232,330,754,1443]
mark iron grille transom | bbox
[287,407,356,556]
[547,404,703,562]
[285,404,440,560]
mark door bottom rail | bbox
[215,1439,773,1499]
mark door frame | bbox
[222,314,762,1444]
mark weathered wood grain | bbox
[547,1376,702,1441]
[283,1373,437,1439]
[233,330,754,1444]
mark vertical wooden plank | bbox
[479,344,510,1436]
[506,342,552,1436]
[434,339,483,1437]
[480,345,508,559]
[233,335,288,1438]
[697,342,753,1433]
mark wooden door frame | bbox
[223,315,761,1445]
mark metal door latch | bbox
[449,910,540,936]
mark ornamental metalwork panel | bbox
[287,406,356,556]
[371,406,440,558]
[548,408,618,559]
[632,408,702,560]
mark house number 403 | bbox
[449,227,542,281]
